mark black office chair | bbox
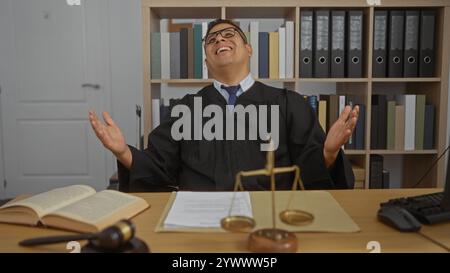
[0,199,12,207]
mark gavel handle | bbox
[19,233,95,247]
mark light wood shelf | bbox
[372,77,441,82]
[298,78,369,83]
[369,150,438,155]
[344,150,366,155]
[142,1,450,190]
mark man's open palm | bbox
[89,111,127,156]
[324,105,359,155]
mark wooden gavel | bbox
[19,219,135,250]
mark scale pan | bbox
[279,210,314,226]
[221,216,255,233]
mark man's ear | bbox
[245,43,253,57]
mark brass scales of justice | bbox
[220,140,315,253]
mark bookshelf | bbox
[141,0,450,189]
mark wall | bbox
[106,0,143,175]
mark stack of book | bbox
[251,21,295,79]
[150,21,295,80]
[371,94,435,150]
[151,23,208,80]
[352,163,366,189]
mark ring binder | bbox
[388,10,405,77]
[331,10,346,78]
[419,10,436,77]
[300,10,314,77]
[347,10,363,78]
[314,10,330,78]
[373,10,388,77]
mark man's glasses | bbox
[202,27,247,45]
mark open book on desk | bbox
[0,185,149,233]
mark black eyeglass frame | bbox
[202,27,248,45]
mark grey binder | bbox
[347,10,363,78]
[388,10,405,77]
[404,10,420,77]
[314,10,330,78]
[419,10,436,77]
[373,10,388,78]
[300,10,314,78]
[331,10,346,78]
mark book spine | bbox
[382,169,390,189]
[202,22,208,79]
[330,95,339,131]
[187,28,194,79]
[378,95,387,149]
[150,32,161,79]
[259,32,269,78]
[285,21,294,78]
[152,99,161,129]
[170,32,180,79]
[269,32,279,79]
[415,94,426,150]
[387,101,396,150]
[318,100,327,132]
[180,28,188,79]
[250,21,259,79]
[424,104,435,149]
[404,95,416,151]
[307,95,318,115]
[371,104,379,149]
[369,155,383,189]
[278,27,286,79]
[193,24,203,79]
[160,32,171,79]
[395,105,405,150]
[355,104,365,150]
[339,95,346,149]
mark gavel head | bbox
[90,219,136,250]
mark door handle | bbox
[82,83,101,89]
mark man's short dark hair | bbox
[205,19,248,44]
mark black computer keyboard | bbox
[380,192,450,224]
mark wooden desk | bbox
[0,189,449,253]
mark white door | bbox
[0,0,110,197]
[0,114,4,200]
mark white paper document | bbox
[164,192,253,229]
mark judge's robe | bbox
[118,81,355,191]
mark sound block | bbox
[81,237,150,253]
[248,228,297,253]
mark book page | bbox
[47,190,147,225]
[0,185,95,218]
[164,192,253,229]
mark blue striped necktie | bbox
[221,84,240,105]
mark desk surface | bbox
[0,189,449,253]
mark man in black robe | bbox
[89,19,359,191]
